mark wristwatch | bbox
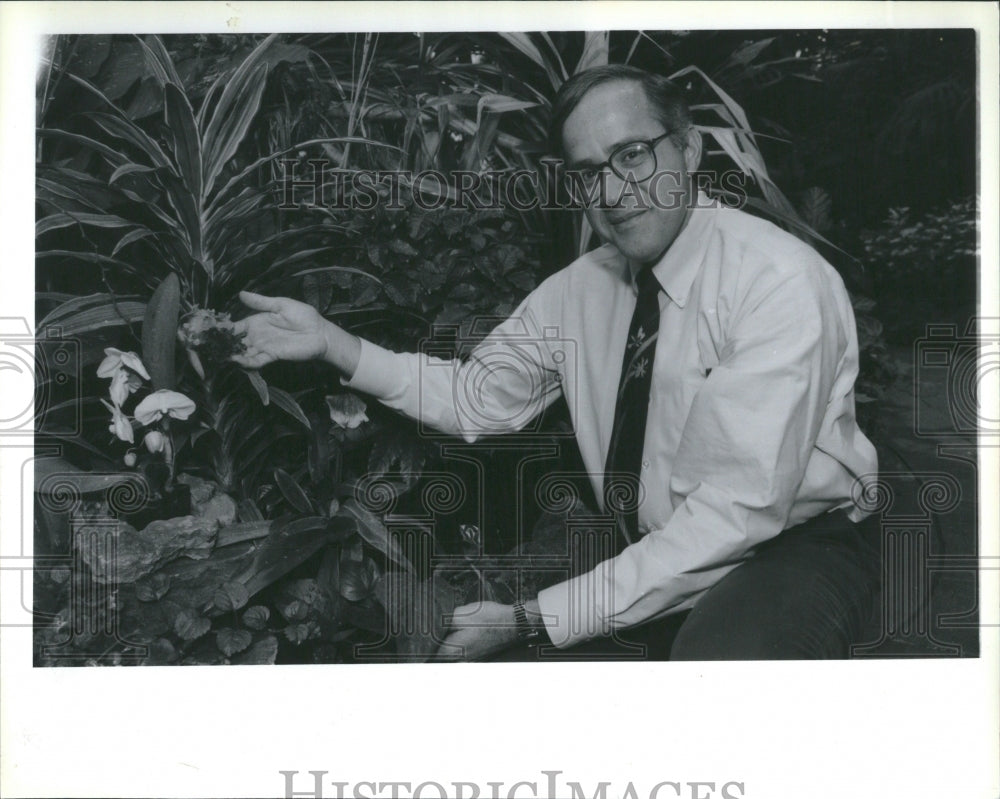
[513,601,542,645]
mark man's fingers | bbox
[239,290,283,312]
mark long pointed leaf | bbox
[497,32,563,91]
[109,162,158,183]
[575,31,609,74]
[135,34,183,87]
[35,250,159,286]
[36,212,135,237]
[274,468,315,515]
[86,111,173,170]
[36,128,128,167]
[267,386,312,430]
[164,83,203,203]
[202,34,279,196]
[205,136,401,216]
[340,499,415,574]
[37,297,146,337]
[111,227,156,257]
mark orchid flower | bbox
[325,394,369,429]
[143,430,166,454]
[97,348,151,381]
[108,368,143,406]
[134,390,196,426]
[101,399,134,443]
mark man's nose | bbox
[599,169,631,208]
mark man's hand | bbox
[437,601,520,661]
[231,291,360,375]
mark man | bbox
[233,65,880,660]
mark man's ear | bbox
[683,127,703,172]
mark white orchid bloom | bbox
[134,390,196,426]
[108,369,143,406]
[101,399,134,443]
[97,348,151,381]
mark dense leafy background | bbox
[34,31,976,665]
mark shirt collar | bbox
[622,191,717,309]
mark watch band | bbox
[513,601,541,644]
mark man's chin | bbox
[612,237,669,268]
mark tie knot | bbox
[636,266,660,296]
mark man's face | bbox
[562,80,702,269]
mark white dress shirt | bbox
[345,194,878,648]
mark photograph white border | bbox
[2,3,997,798]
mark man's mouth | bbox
[606,208,647,226]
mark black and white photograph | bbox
[1,2,997,798]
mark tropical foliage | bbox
[34,30,969,665]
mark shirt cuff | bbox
[536,571,610,650]
[340,337,407,400]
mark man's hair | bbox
[549,65,693,157]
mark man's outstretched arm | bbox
[232,291,362,376]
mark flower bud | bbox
[124,452,137,467]
[144,430,166,454]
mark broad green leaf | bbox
[135,573,171,602]
[241,605,270,630]
[338,557,378,602]
[279,599,309,622]
[232,634,278,664]
[339,499,415,574]
[173,609,211,641]
[215,520,272,548]
[141,273,180,391]
[284,622,318,645]
[274,468,314,515]
[212,580,250,612]
[241,516,331,598]
[216,627,252,656]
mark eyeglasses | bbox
[563,131,675,203]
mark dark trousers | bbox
[503,509,882,661]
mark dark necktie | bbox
[604,266,662,547]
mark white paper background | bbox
[2,3,997,798]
